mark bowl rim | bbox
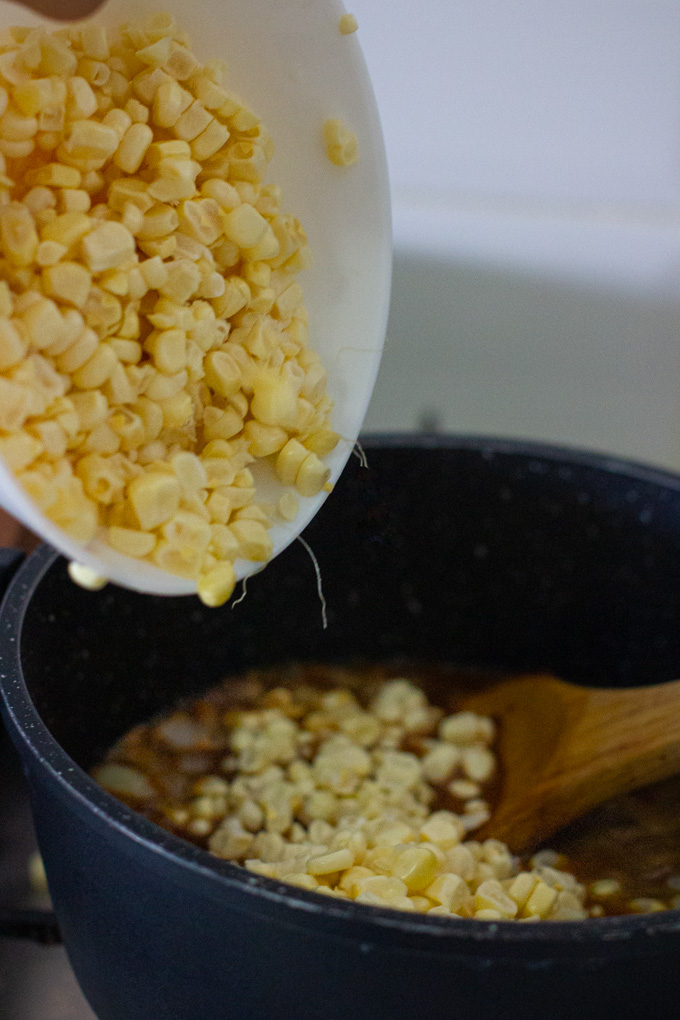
[3,433,680,953]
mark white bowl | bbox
[0,0,392,594]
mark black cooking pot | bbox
[3,436,680,1020]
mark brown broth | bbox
[102,662,680,916]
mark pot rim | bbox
[3,433,680,949]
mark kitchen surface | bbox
[3,0,680,1016]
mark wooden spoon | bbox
[459,674,680,854]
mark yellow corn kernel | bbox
[339,13,359,33]
[70,389,109,429]
[39,35,78,76]
[42,261,92,308]
[137,203,179,240]
[0,376,32,431]
[0,318,27,370]
[177,197,222,245]
[243,420,288,458]
[173,99,212,142]
[13,78,55,116]
[145,328,187,374]
[101,269,130,297]
[197,560,236,607]
[132,66,171,104]
[170,451,206,492]
[108,526,156,558]
[424,874,469,912]
[82,221,135,273]
[389,846,439,893]
[102,107,132,140]
[159,258,201,302]
[151,537,202,579]
[76,453,126,504]
[71,342,117,389]
[139,10,177,40]
[145,368,187,401]
[0,106,38,141]
[146,139,192,166]
[23,188,55,218]
[475,880,518,918]
[47,479,98,544]
[21,295,65,350]
[136,36,173,68]
[128,471,181,530]
[60,120,120,169]
[108,178,154,214]
[16,468,56,510]
[164,44,199,81]
[208,521,237,558]
[275,439,309,487]
[221,203,268,248]
[133,397,163,442]
[80,25,109,61]
[67,562,108,590]
[0,203,38,267]
[521,880,559,919]
[158,389,193,428]
[251,372,298,429]
[152,78,191,128]
[109,339,141,364]
[79,58,111,87]
[0,138,34,159]
[191,118,229,161]
[161,509,211,555]
[82,422,120,455]
[32,163,82,189]
[230,518,272,562]
[123,98,148,124]
[201,178,240,211]
[95,93,114,116]
[323,118,359,167]
[41,211,92,249]
[295,452,331,498]
[104,363,136,406]
[507,873,540,911]
[67,76,98,118]
[303,428,340,457]
[56,327,99,373]
[276,491,298,522]
[60,189,91,215]
[202,406,243,443]
[147,174,196,204]
[114,122,154,174]
[227,103,260,132]
[206,490,231,525]
[139,255,168,289]
[158,155,201,186]
[0,432,43,471]
[28,420,67,459]
[307,848,354,876]
[202,349,241,397]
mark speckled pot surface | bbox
[2,436,680,1020]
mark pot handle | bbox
[0,545,61,944]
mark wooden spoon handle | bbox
[463,675,680,852]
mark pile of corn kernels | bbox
[95,675,590,921]
[0,13,339,606]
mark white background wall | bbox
[351,0,680,470]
